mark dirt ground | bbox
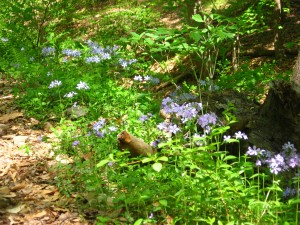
[0,79,90,224]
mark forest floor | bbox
[0,79,91,224]
[0,2,300,225]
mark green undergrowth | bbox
[0,0,299,224]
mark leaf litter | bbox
[0,78,91,224]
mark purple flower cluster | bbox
[158,94,220,135]
[223,131,248,142]
[133,75,160,85]
[72,140,80,148]
[169,87,197,103]
[199,79,220,91]
[283,187,298,199]
[246,142,300,175]
[64,91,77,98]
[197,113,218,134]
[139,113,153,123]
[62,49,81,57]
[119,58,137,68]
[42,47,55,56]
[85,40,118,63]
[48,80,62,88]
[86,40,118,55]
[93,119,106,131]
[157,122,181,135]
[151,139,161,148]
[92,118,118,138]
[234,131,248,140]
[86,56,101,63]
[161,97,203,124]
[76,81,90,90]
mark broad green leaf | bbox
[152,162,162,172]
[190,30,201,42]
[159,199,168,206]
[157,156,168,162]
[192,14,204,23]
[223,155,237,161]
[144,38,154,45]
[96,159,109,167]
[134,219,143,225]
[142,157,153,163]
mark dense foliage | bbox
[0,0,299,224]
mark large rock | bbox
[65,105,88,119]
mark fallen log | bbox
[117,130,155,157]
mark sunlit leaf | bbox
[192,14,204,23]
[142,157,153,163]
[157,156,168,162]
[96,159,109,168]
[134,219,143,225]
[152,162,162,172]
[159,199,168,206]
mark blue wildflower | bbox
[168,124,181,134]
[199,80,206,86]
[96,131,105,138]
[150,77,160,85]
[62,49,81,57]
[151,140,161,148]
[108,161,115,167]
[134,75,143,82]
[267,154,286,175]
[283,187,297,199]
[223,135,231,142]
[234,131,248,140]
[42,47,55,56]
[197,112,218,128]
[148,212,154,219]
[1,37,8,42]
[64,91,77,98]
[93,119,106,131]
[76,81,89,90]
[86,56,101,63]
[48,80,62,88]
[157,122,168,130]
[108,126,118,132]
[72,140,80,147]
[119,58,137,68]
[246,146,261,156]
[256,160,262,167]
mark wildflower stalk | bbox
[189,56,204,115]
[296,169,299,224]
[257,166,260,201]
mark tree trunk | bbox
[185,0,202,26]
[249,51,300,152]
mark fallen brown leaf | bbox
[31,210,47,219]
[0,186,10,195]
[10,183,27,191]
[0,112,23,123]
[6,204,25,213]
